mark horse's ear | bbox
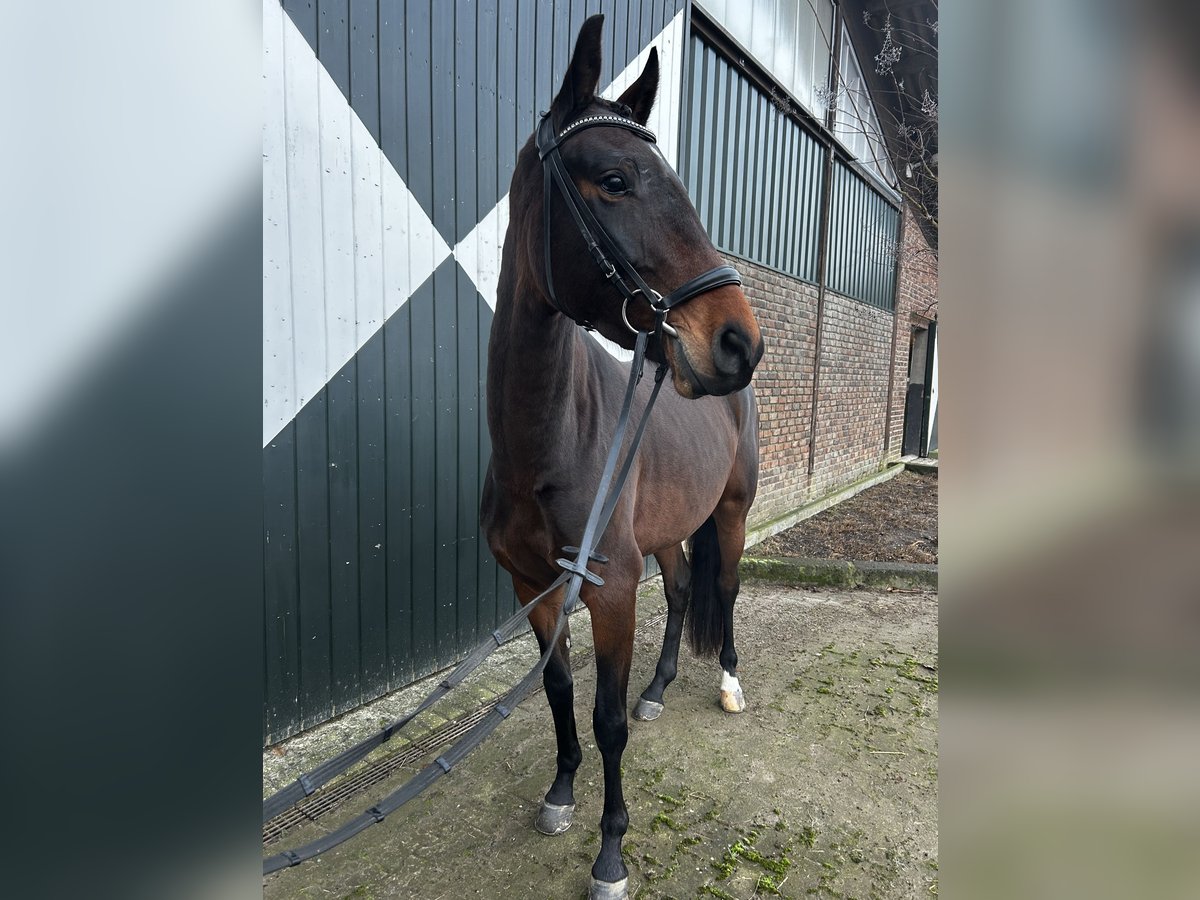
[551,15,605,126]
[617,48,659,125]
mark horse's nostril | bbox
[713,325,752,377]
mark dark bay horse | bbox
[481,15,764,899]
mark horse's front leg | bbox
[517,579,582,835]
[634,543,689,720]
[585,571,638,900]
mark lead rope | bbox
[263,334,669,875]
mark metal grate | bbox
[263,610,669,846]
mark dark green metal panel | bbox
[488,0,509,204]
[405,0,434,224]
[316,1,350,96]
[407,269,438,670]
[295,394,333,725]
[708,55,725,245]
[327,365,361,713]
[384,302,415,689]
[264,426,300,739]
[455,267,482,647]
[431,1,456,242]
[357,338,389,695]
[350,0,380,142]
[380,4,407,197]
[455,0,479,247]
[681,29,824,284]
[725,73,744,252]
[516,0,537,142]
[826,158,899,310]
[433,258,460,660]
[285,0,318,49]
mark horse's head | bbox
[520,15,763,398]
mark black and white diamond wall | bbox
[263,0,687,743]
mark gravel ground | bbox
[263,580,938,900]
[755,472,938,564]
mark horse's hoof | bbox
[719,687,746,713]
[720,671,746,713]
[633,697,664,721]
[534,801,575,835]
[588,876,629,900]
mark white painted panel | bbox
[601,11,686,177]
[352,121,385,345]
[658,11,685,171]
[773,0,799,99]
[282,8,327,430]
[748,0,777,81]
[317,72,354,385]
[381,146,411,312]
[454,195,509,311]
[262,0,449,446]
[696,0,726,24]
[262,0,294,441]
[392,162,451,306]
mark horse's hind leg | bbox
[682,499,751,713]
[517,579,582,835]
[713,499,749,713]
[633,544,690,721]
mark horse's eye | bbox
[599,174,628,195]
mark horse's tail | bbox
[685,515,724,657]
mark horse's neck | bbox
[487,286,590,483]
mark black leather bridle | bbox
[536,109,742,341]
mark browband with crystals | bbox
[538,114,657,159]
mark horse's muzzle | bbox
[667,325,761,398]
[711,321,762,390]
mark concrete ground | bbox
[263,581,938,900]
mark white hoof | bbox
[534,801,575,835]
[633,697,664,721]
[720,671,746,714]
[588,876,629,900]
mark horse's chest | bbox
[483,473,592,580]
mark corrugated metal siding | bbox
[826,159,899,310]
[680,32,825,284]
[263,0,687,745]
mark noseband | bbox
[536,110,742,340]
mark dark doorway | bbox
[903,325,930,456]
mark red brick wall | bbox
[726,201,937,529]
[807,292,894,499]
[734,259,819,525]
